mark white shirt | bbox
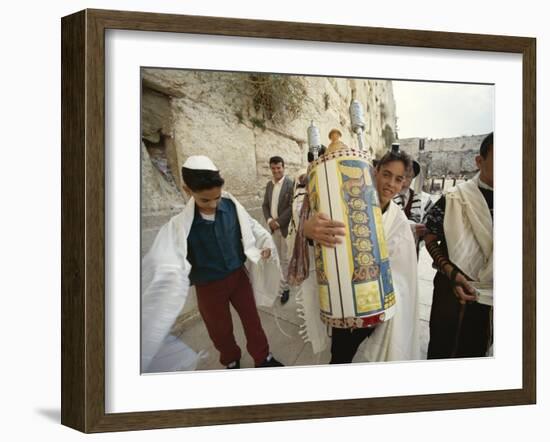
[478,176,494,191]
[268,176,285,223]
[200,212,215,221]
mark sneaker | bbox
[280,289,290,305]
[256,354,284,368]
[226,360,240,369]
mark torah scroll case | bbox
[307,147,396,329]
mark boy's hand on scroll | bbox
[304,213,346,248]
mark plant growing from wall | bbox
[323,92,330,110]
[241,73,308,125]
[234,110,244,124]
[380,102,387,122]
[249,117,267,130]
[382,124,395,151]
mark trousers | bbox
[195,267,269,366]
[427,272,492,359]
[330,327,375,364]
[272,229,289,292]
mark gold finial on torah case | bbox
[307,147,396,329]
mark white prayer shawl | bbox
[141,191,280,373]
[443,174,493,283]
[296,200,421,361]
[363,201,421,362]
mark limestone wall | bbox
[398,134,489,178]
[141,69,397,256]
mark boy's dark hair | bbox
[269,156,285,167]
[376,149,413,174]
[181,167,225,192]
[480,132,493,159]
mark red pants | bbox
[195,267,269,366]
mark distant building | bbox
[398,134,489,178]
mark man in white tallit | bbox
[424,133,493,358]
[141,155,283,372]
[290,149,420,363]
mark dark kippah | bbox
[412,160,421,177]
[480,132,493,159]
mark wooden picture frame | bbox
[61,8,536,433]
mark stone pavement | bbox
[176,247,436,370]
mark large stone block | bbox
[141,87,172,142]
[141,142,186,214]
[172,97,258,197]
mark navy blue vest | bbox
[187,198,246,285]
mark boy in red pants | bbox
[142,155,283,370]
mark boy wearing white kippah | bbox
[142,155,284,370]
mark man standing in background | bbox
[263,156,294,304]
[393,158,427,251]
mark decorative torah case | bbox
[307,147,396,328]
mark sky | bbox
[392,80,494,139]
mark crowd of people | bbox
[141,132,494,371]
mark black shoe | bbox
[226,360,240,369]
[280,290,290,305]
[257,354,284,368]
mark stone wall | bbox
[141,69,398,256]
[398,134,489,178]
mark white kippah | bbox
[182,155,218,171]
